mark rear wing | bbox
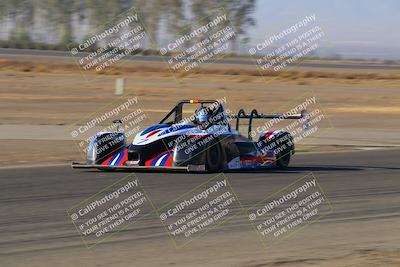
[230,109,309,140]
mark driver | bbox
[194,107,212,125]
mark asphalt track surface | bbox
[1,48,400,71]
[1,149,400,266]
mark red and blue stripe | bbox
[145,150,173,167]
[101,149,128,166]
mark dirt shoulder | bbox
[1,55,399,125]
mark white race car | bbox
[72,99,308,172]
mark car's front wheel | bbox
[206,142,222,172]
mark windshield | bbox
[159,101,223,125]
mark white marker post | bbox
[115,78,125,96]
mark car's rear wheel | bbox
[274,132,293,168]
[276,150,291,168]
[258,131,293,168]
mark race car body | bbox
[72,100,308,172]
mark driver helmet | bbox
[195,107,211,123]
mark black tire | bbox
[259,131,293,168]
[206,143,222,172]
[276,150,291,168]
[275,132,293,168]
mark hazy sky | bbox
[247,0,400,59]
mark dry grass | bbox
[1,58,400,82]
[333,106,400,114]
